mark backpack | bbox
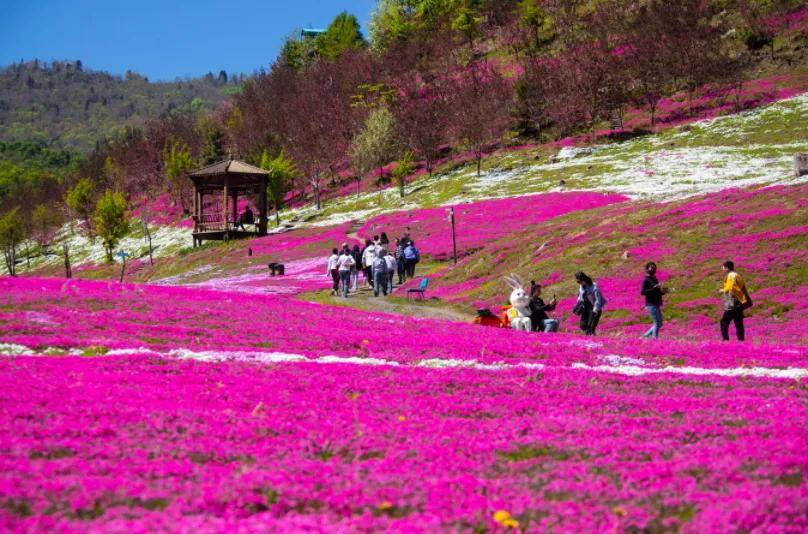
[404,246,417,261]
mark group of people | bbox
[638,259,751,341]
[326,230,421,298]
[487,259,751,341]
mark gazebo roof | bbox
[189,158,268,178]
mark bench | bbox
[193,213,226,232]
[407,278,428,300]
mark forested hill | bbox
[0,60,238,152]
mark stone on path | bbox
[795,153,808,177]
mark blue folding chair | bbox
[407,278,429,300]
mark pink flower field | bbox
[2,184,807,531]
[1,272,807,530]
[2,356,806,532]
[358,192,627,259]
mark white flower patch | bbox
[169,349,308,364]
[4,341,806,379]
[0,343,35,356]
[316,355,398,366]
[600,354,646,367]
[19,220,192,274]
[571,362,808,380]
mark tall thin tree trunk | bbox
[536,114,543,144]
[687,87,695,116]
[143,222,154,265]
[3,249,12,276]
[63,243,72,278]
[119,255,126,283]
[734,80,744,111]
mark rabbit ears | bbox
[504,274,526,291]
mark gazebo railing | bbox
[193,213,226,233]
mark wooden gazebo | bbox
[188,157,268,246]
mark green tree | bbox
[259,149,297,226]
[201,127,226,164]
[93,190,130,262]
[315,11,367,60]
[517,0,556,53]
[369,0,414,50]
[280,32,316,70]
[391,151,416,198]
[0,208,26,275]
[452,7,481,47]
[350,106,398,192]
[163,140,194,211]
[65,177,95,232]
[31,204,60,251]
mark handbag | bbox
[741,286,753,310]
[572,301,586,316]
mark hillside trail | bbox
[319,279,472,323]
[346,219,364,243]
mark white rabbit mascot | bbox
[505,274,532,332]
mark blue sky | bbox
[0,0,377,80]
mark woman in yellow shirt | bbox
[719,260,747,341]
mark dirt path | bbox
[346,219,364,244]
[308,282,472,323]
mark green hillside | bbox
[0,60,236,152]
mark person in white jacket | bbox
[326,248,339,295]
[361,240,377,288]
[336,247,356,298]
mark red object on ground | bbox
[473,315,504,328]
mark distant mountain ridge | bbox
[0,60,238,153]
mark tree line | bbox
[1,0,804,273]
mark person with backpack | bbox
[400,228,412,247]
[641,261,668,339]
[719,260,751,341]
[573,272,606,335]
[336,246,356,298]
[403,241,420,279]
[395,238,406,285]
[384,249,397,294]
[372,249,390,297]
[361,239,377,288]
[326,248,339,295]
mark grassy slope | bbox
[424,183,807,343]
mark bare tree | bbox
[449,61,511,176]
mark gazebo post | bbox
[223,177,229,242]
[231,188,239,230]
[258,176,268,236]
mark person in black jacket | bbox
[529,283,559,332]
[641,261,668,339]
